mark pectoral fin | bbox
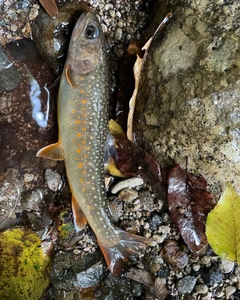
[36,141,65,160]
[72,195,87,232]
[65,64,78,88]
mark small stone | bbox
[24,173,34,183]
[114,27,123,40]
[201,265,222,286]
[200,256,211,265]
[10,23,18,32]
[225,285,236,299]
[118,188,138,202]
[195,284,208,294]
[177,276,197,295]
[150,262,161,273]
[45,169,62,192]
[218,259,235,274]
[21,189,43,211]
[152,234,164,244]
[192,264,201,272]
[111,177,144,194]
[28,7,38,20]
[109,9,115,18]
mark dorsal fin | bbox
[36,142,65,160]
[72,195,88,231]
[65,64,78,88]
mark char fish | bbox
[37,11,151,275]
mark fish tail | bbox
[97,229,153,276]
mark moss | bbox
[0,228,52,300]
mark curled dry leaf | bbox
[127,13,172,141]
[105,119,162,184]
[167,164,216,255]
[127,268,168,300]
[39,0,58,18]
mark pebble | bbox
[218,259,235,274]
[111,177,144,194]
[194,284,208,294]
[28,6,38,20]
[225,285,236,298]
[177,276,197,295]
[21,189,43,211]
[118,188,138,202]
[201,265,222,286]
[150,262,161,273]
[45,169,62,192]
[23,173,34,183]
[114,27,123,40]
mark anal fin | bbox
[36,141,64,160]
[72,195,87,232]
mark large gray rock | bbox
[134,0,240,198]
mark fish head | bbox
[66,11,105,76]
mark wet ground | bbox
[1,0,240,300]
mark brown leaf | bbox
[162,239,188,269]
[167,164,216,255]
[107,120,162,184]
[127,268,168,300]
[39,0,58,18]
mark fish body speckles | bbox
[37,11,151,275]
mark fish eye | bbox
[85,25,99,39]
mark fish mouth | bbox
[71,12,87,42]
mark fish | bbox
[37,11,152,275]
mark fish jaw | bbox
[67,11,104,76]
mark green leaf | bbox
[206,183,240,263]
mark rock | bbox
[45,169,62,192]
[133,0,240,198]
[218,259,235,274]
[118,188,139,202]
[194,284,208,294]
[21,188,43,211]
[52,250,104,291]
[225,285,236,299]
[201,264,222,286]
[148,214,163,231]
[0,48,22,92]
[111,177,144,194]
[0,169,22,230]
[32,2,90,74]
[177,276,197,295]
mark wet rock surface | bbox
[133,0,240,199]
[1,0,240,299]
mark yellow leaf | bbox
[206,183,240,263]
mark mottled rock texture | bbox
[134,0,240,198]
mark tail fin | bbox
[97,229,154,276]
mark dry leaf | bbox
[127,268,168,300]
[106,119,162,184]
[127,13,172,141]
[168,164,216,255]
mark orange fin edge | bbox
[65,64,78,88]
[36,141,64,160]
[97,229,153,276]
[72,195,88,231]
